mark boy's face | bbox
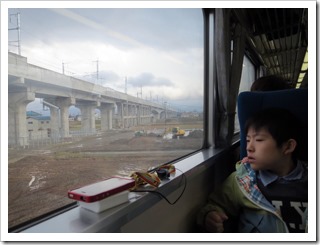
[246,127,286,173]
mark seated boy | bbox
[197,108,308,233]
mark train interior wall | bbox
[118,144,239,233]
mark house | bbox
[26,111,51,139]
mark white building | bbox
[26,111,51,139]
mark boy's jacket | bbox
[197,159,307,233]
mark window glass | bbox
[234,55,255,132]
[8,8,203,228]
[238,55,255,93]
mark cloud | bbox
[128,73,174,87]
[50,9,146,49]
[8,8,204,111]
[14,8,202,52]
[99,70,121,84]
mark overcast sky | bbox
[8,7,204,112]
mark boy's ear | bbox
[282,139,297,155]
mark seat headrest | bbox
[237,89,308,161]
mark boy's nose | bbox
[246,141,254,152]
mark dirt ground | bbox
[8,123,203,229]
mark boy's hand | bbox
[205,211,228,232]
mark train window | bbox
[238,55,255,93]
[7,8,204,229]
[234,55,255,133]
[3,2,315,239]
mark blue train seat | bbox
[237,89,308,161]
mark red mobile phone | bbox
[67,176,135,203]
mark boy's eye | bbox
[256,139,264,142]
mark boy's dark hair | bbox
[245,108,302,157]
[251,75,292,91]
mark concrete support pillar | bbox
[128,104,133,127]
[56,97,75,138]
[125,102,129,128]
[100,103,114,131]
[149,106,152,123]
[141,106,144,124]
[115,102,144,128]
[119,101,130,128]
[50,106,60,139]
[127,103,138,127]
[78,101,99,134]
[152,110,161,121]
[138,105,152,125]
[116,102,124,128]
[137,105,141,125]
[134,104,138,126]
[8,90,35,147]
[45,97,75,139]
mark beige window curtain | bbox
[214,9,246,147]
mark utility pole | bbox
[62,62,65,75]
[141,86,142,99]
[137,85,142,99]
[125,76,127,94]
[9,12,21,55]
[94,59,99,84]
[164,101,167,132]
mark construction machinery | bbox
[172,127,185,138]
